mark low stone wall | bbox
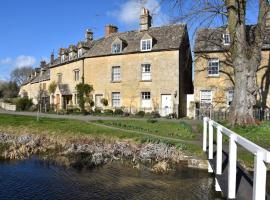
[0,102,16,111]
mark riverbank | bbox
[0,131,208,172]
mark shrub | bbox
[94,107,102,114]
[101,98,108,106]
[104,109,113,114]
[151,111,161,118]
[114,108,124,115]
[15,97,33,111]
[136,111,145,117]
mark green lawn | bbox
[0,114,201,155]
[94,119,195,140]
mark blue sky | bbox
[0,0,258,80]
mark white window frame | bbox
[112,92,121,108]
[61,55,65,63]
[57,73,62,84]
[141,92,151,108]
[223,33,230,45]
[200,90,212,107]
[78,49,83,58]
[112,43,122,54]
[112,66,121,82]
[74,70,80,82]
[208,58,220,76]
[227,90,234,107]
[141,64,151,81]
[140,39,152,51]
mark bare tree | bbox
[10,66,33,86]
[165,0,270,125]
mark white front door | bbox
[95,94,103,107]
[161,95,172,116]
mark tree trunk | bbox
[229,58,257,125]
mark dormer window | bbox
[61,55,65,63]
[141,39,152,51]
[223,33,230,45]
[78,49,83,58]
[112,43,122,54]
[69,52,73,61]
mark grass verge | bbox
[0,114,202,156]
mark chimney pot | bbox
[50,52,54,64]
[105,25,118,37]
[85,29,93,42]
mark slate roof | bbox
[194,26,270,53]
[58,84,71,95]
[22,24,187,85]
[31,68,50,84]
[85,24,186,57]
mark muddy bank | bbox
[0,132,207,172]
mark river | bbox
[0,158,224,200]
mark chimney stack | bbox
[40,60,46,68]
[50,52,54,64]
[140,8,152,31]
[266,9,270,29]
[85,29,93,42]
[105,25,118,37]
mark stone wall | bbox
[0,102,16,111]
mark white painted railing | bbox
[203,117,270,200]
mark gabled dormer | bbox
[111,37,125,54]
[68,45,77,61]
[77,42,89,58]
[140,33,153,52]
[59,48,67,63]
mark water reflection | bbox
[0,159,223,200]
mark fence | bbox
[203,117,270,199]
[196,108,270,121]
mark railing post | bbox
[208,120,213,159]
[203,117,208,152]
[252,152,267,200]
[216,126,222,175]
[228,135,237,199]
[208,120,214,173]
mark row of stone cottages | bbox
[19,8,270,117]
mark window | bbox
[223,33,230,45]
[141,92,151,108]
[112,66,121,82]
[208,58,219,76]
[227,90,234,106]
[200,90,212,107]
[61,55,65,63]
[112,43,122,54]
[141,64,151,81]
[141,39,152,51]
[42,83,46,90]
[78,49,83,58]
[57,73,62,84]
[112,92,120,107]
[74,70,80,81]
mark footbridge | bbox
[203,117,270,200]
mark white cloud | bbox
[109,0,170,27]
[0,55,36,80]
[14,55,36,68]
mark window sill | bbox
[111,81,121,83]
[140,80,152,82]
[207,75,220,78]
[140,49,152,52]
